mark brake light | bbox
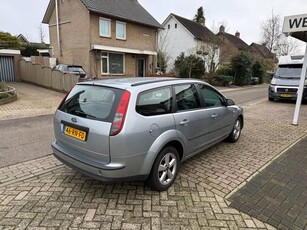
[110,90,130,136]
[58,86,74,108]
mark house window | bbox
[101,52,124,75]
[175,23,177,29]
[116,21,126,40]
[99,18,111,37]
[168,24,170,29]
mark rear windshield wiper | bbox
[72,109,97,119]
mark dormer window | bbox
[116,21,126,40]
[175,23,177,29]
[99,18,111,38]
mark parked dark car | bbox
[251,77,259,85]
[54,64,87,79]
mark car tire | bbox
[227,117,242,143]
[268,96,274,101]
[147,146,180,191]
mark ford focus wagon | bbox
[52,77,243,191]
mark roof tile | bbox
[80,0,162,28]
[171,14,215,42]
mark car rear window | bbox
[58,85,123,122]
[136,87,172,116]
[67,66,85,73]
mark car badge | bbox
[71,117,78,123]
[285,89,288,92]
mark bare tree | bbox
[38,24,46,43]
[199,22,233,74]
[277,36,300,56]
[157,29,171,73]
[261,11,282,52]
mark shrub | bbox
[231,52,254,86]
[252,59,266,84]
[0,93,9,99]
[174,53,205,79]
[0,82,7,92]
[212,75,233,86]
[215,65,233,76]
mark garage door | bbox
[0,56,16,82]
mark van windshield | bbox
[275,64,302,79]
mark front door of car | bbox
[173,84,211,156]
[197,84,234,143]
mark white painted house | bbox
[159,14,219,73]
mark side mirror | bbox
[226,99,235,106]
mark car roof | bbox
[78,77,207,89]
[57,64,83,68]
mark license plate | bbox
[280,93,292,98]
[64,125,87,141]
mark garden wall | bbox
[19,59,78,92]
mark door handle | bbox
[179,119,189,126]
[211,113,218,119]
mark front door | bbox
[173,84,209,156]
[197,84,234,143]
[137,59,145,77]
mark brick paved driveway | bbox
[1,91,307,229]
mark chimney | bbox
[235,31,240,38]
[219,25,225,33]
[199,17,206,27]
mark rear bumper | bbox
[52,141,148,182]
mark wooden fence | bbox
[20,60,78,92]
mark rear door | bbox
[54,85,122,164]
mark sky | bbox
[0,0,306,52]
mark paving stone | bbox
[1,84,307,229]
[229,135,307,230]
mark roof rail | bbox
[131,78,179,86]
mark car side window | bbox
[198,84,224,108]
[175,84,200,111]
[136,87,172,116]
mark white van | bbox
[268,55,307,101]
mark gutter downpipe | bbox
[55,0,61,54]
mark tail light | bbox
[58,86,75,108]
[110,90,130,136]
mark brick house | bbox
[216,25,250,65]
[42,0,161,78]
[250,43,274,60]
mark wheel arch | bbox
[237,114,244,129]
[142,130,185,176]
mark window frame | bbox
[136,86,173,116]
[197,84,226,108]
[173,83,201,112]
[99,17,111,38]
[100,52,125,75]
[116,21,126,40]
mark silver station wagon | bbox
[52,77,243,191]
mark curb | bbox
[0,93,18,105]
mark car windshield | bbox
[275,64,302,78]
[67,66,85,73]
[58,85,122,122]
